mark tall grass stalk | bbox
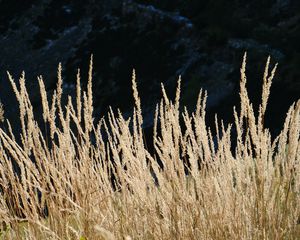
[0,54,299,239]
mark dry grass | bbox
[0,53,299,239]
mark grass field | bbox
[0,54,299,239]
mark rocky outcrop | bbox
[0,0,299,136]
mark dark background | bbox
[0,0,299,138]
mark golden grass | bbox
[0,53,299,239]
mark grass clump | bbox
[0,53,299,239]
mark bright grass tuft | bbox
[0,54,299,239]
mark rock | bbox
[0,0,299,139]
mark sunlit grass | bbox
[0,54,299,239]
